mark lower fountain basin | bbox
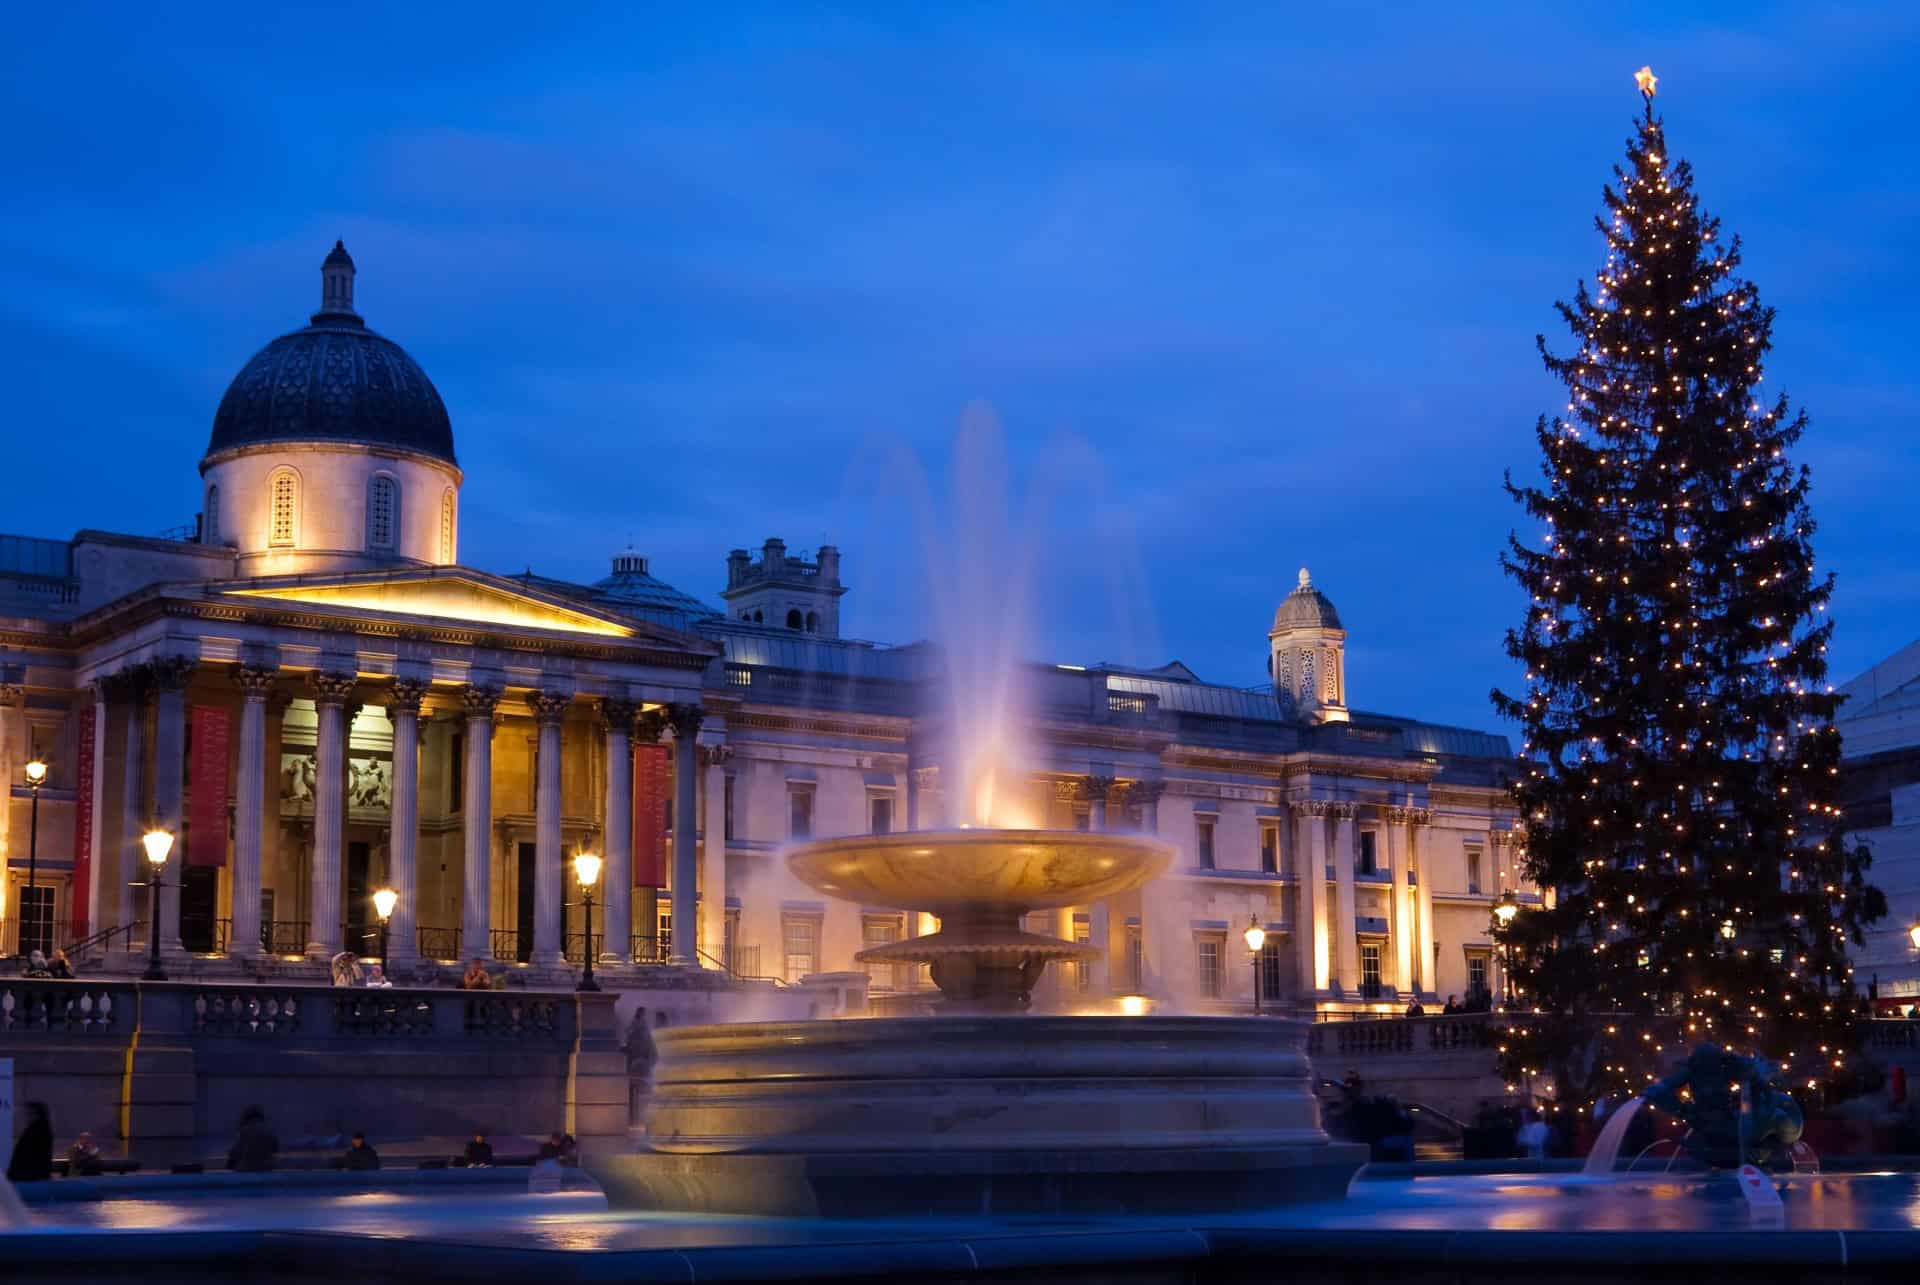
[599,1014,1367,1216]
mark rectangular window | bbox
[789,788,813,840]
[1361,943,1382,997]
[869,794,894,835]
[1359,830,1379,874]
[723,775,736,841]
[1260,940,1285,999]
[783,915,820,982]
[1260,825,1279,874]
[1467,954,1489,1001]
[1074,808,1090,832]
[862,915,903,990]
[1196,818,1216,869]
[1196,934,1224,998]
[270,473,297,547]
[1466,847,1483,895]
[449,732,464,813]
[1125,923,1144,992]
[18,885,55,958]
[1073,915,1091,993]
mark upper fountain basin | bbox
[786,828,1174,915]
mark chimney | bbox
[726,548,751,588]
[817,544,841,586]
[763,538,786,575]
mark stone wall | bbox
[0,979,625,1166]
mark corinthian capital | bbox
[459,682,503,718]
[387,677,430,720]
[308,670,358,707]
[666,702,705,739]
[148,655,197,693]
[530,688,573,725]
[1297,799,1333,818]
[598,698,639,732]
[232,663,279,701]
[699,743,734,769]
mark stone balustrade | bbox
[0,979,622,1167]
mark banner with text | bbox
[188,705,231,866]
[632,744,670,888]
[70,707,95,937]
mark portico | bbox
[68,567,718,973]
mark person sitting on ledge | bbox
[22,950,50,979]
[364,964,393,989]
[461,958,492,990]
[464,1132,494,1167]
[229,1106,278,1172]
[1405,999,1426,1017]
[47,949,75,979]
[66,1131,104,1177]
[1440,994,1460,1015]
[330,952,364,987]
[342,1132,380,1171]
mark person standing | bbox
[463,1132,494,1167]
[7,1104,53,1182]
[342,1132,380,1171]
[228,1106,278,1172]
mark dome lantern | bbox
[1269,566,1349,724]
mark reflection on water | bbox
[15,1173,1920,1249]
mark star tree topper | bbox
[1634,65,1658,99]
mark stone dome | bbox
[1273,567,1342,631]
[204,242,456,466]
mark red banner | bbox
[71,704,96,937]
[633,744,670,887]
[188,705,231,866]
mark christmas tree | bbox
[1491,69,1884,1109]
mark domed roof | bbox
[204,242,456,466]
[1273,567,1342,631]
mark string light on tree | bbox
[1490,68,1885,1108]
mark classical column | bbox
[530,688,570,967]
[1411,809,1434,995]
[82,683,110,940]
[0,680,18,889]
[385,678,428,967]
[117,672,148,935]
[149,656,195,954]
[1129,779,1170,995]
[1080,775,1115,995]
[700,743,731,963]
[1385,807,1414,997]
[305,670,356,958]
[460,683,502,961]
[666,703,703,965]
[228,664,277,959]
[599,700,635,965]
[1295,801,1330,996]
[1331,803,1360,997]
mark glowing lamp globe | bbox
[1493,892,1519,926]
[372,888,398,922]
[142,829,175,867]
[23,759,48,786]
[573,851,603,889]
[1243,915,1267,953]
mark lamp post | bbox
[141,829,174,981]
[22,758,47,955]
[1908,920,1920,952]
[1492,890,1519,1009]
[372,888,398,975]
[1243,912,1267,1016]
[573,851,603,993]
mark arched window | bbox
[204,485,221,545]
[752,610,763,624]
[786,609,803,630]
[805,611,819,633]
[438,488,456,563]
[366,475,399,550]
[268,470,299,548]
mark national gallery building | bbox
[0,245,1528,1014]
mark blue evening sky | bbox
[5,4,1917,734]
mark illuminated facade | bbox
[0,244,1526,1013]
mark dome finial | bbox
[317,240,359,322]
[1298,567,1311,589]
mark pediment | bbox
[219,571,637,638]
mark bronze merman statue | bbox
[1643,1043,1805,1170]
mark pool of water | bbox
[19,1170,1920,1246]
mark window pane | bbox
[1260,826,1278,874]
[1197,819,1215,869]
[1196,937,1222,998]
[784,917,819,982]
[870,796,893,835]
[790,790,813,839]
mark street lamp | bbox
[22,758,47,955]
[1908,920,1920,951]
[1492,891,1519,1009]
[573,852,603,993]
[141,829,174,981]
[372,888,398,974]
[1243,913,1267,1016]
